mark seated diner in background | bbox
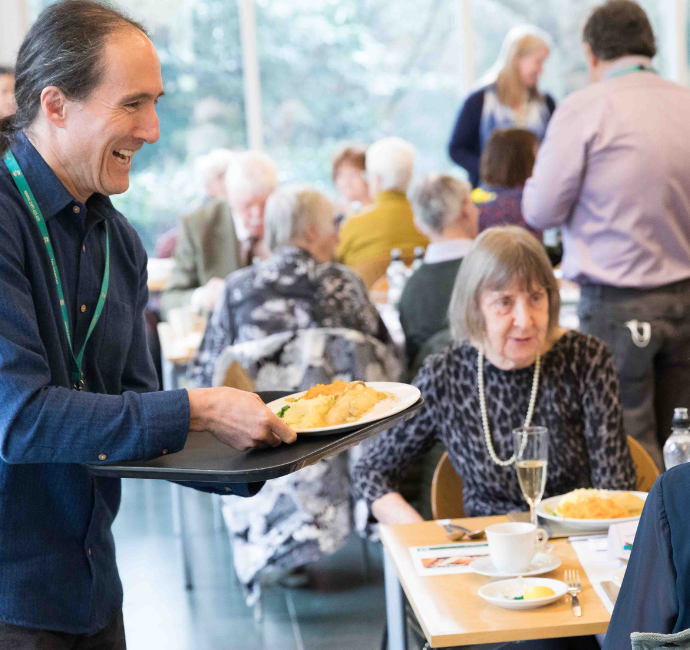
[161,150,278,318]
[331,142,371,220]
[473,127,542,240]
[189,184,390,388]
[336,136,428,271]
[353,226,636,522]
[399,173,478,368]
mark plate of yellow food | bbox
[267,380,421,435]
[537,489,648,530]
[478,578,568,610]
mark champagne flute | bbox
[513,426,549,529]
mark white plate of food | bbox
[537,489,648,531]
[470,552,561,578]
[267,381,421,435]
[478,577,568,610]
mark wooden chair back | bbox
[221,359,257,392]
[352,250,416,289]
[430,451,465,520]
[430,437,657,522]
[627,435,660,492]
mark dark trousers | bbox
[0,613,126,650]
[578,278,690,470]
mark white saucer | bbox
[470,552,561,578]
[478,577,568,610]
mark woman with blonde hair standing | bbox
[449,25,555,187]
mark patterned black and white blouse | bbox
[353,330,636,517]
[189,246,389,387]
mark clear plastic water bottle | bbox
[407,246,425,278]
[663,407,690,470]
[386,248,408,308]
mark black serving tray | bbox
[88,392,423,484]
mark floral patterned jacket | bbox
[189,246,390,387]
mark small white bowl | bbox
[478,577,568,610]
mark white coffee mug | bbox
[485,522,548,574]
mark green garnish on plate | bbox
[277,398,299,418]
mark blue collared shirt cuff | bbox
[140,389,189,459]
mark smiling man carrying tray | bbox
[0,2,295,648]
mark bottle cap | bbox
[390,248,402,260]
[672,407,690,429]
[414,246,425,257]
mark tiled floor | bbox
[112,479,394,650]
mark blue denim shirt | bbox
[0,132,190,633]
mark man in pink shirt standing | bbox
[523,0,690,469]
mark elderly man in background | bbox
[0,2,295,645]
[399,173,478,368]
[161,149,277,317]
[336,136,428,272]
[523,0,690,469]
[0,66,16,119]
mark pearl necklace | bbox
[477,347,540,467]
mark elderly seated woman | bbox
[355,227,634,648]
[190,184,390,387]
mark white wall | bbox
[0,0,30,66]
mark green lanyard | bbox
[3,149,110,390]
[608,64,656,79]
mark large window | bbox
[255,0,464,187]
[22,0,682,253]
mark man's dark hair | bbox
[583,0,656,61]
[480,128,538,188]
[0,66,14,77]
[0,0,147,154]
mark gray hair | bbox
[0,0,147,154]
[225,150,278,201]
[410,173,472,236]
[366,137,415,193]
[264,184,334,251]
[448,226,560,342]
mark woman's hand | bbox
[371,492,424,525]
[188,387,297,450]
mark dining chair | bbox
[430,451,465,520]
[627,435,660,492]
[430,438,656,523]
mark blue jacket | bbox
[604,464,690,649]
[448,86,556,187]
[0,132,189,633]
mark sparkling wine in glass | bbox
[513,426,549,528]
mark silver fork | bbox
[442,523,484,539]
[565,569,582,617]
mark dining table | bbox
[381,515,613,650]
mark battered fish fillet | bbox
[324,381,390,426]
